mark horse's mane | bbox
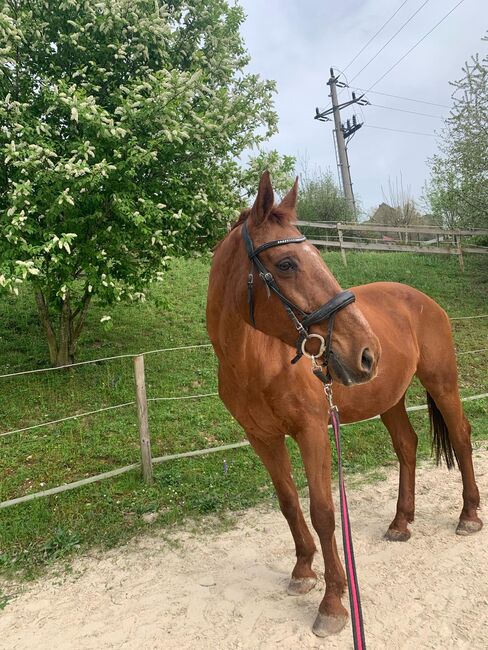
[229,208,251,232]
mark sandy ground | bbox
[1,447,488,650]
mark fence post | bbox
[337,223,347,267]
[455,234,465,272]
[133,354,153,484]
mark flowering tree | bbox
[426,34,488,228]
[0,0,284,365]
[240,150,296,200]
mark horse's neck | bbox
[214,308,289,385]
[210,292,261,365]
[207,228,290,376]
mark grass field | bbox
[0,251,487,590]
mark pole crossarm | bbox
[314,94,366,121]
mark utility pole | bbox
[328,70,355,212]
[314,69,368,217]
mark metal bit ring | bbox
[301,333,326,359]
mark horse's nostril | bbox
[361,348,373,373]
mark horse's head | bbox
[238,171,381,386]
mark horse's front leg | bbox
[295,423,348,637]
[247,432,318,594]
[380,397,418,541]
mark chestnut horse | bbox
[206,172,482,637]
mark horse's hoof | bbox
[287,576,317,596]
[456,519,483,536]
[312,612,348,637]
[384,528,411,542]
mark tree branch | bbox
[73,290,92,342]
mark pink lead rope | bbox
[330,404,366,650]
[310,372,365,650]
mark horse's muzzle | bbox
[328,348,378,386]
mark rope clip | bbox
[324,382,337,412]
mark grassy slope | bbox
[0,251,487,583]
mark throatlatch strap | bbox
[247,270,255,327]
[243,221,308,327]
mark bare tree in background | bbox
[380,175,422,241]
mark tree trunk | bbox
[35,290,92,366]
[35,291,59,365]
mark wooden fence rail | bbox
[297,220,488,269]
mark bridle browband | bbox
[242,220,355,367]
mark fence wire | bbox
[0,343,213,379]
[1,391,487,510]
[1,345,486,440]
[0,310,486,510]
[1,314,487,380]
[0,346,230,507]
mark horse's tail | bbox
[427,392,457,470]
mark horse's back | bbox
[353,281,448,325]
[352,281,453,370]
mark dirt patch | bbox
[1,447,487,649]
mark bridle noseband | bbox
[242,220,355,368]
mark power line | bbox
[343,0,411,73]
[364,123,437,137]
[367,0,466,91]
[350,87,450,109]
[371,103,444,119]
[349,0,432,84]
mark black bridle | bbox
[242,221,355,368]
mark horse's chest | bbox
[218,362,294,436]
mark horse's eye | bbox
[277,259,295,272]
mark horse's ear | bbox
[279,176,299,211]
[250,170,274,226]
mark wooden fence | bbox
[297,221,488,270]
[1,335,488,509]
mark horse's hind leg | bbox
[247,433,318,594]
[417,366,482,534]
[426,387,481,534]
[380,396,418,542]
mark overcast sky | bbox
[238,0,487,215]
